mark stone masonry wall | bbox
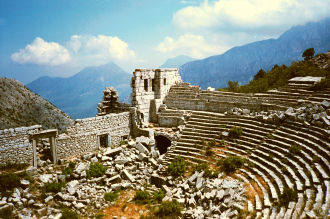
[56,112,130,159]
[131,68,182,125]
[0,125,41,166]
[165,85,285,113]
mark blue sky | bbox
[1,0,330,83]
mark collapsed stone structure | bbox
[0,70,329,219]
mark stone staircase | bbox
[164,110,330,219]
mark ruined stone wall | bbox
[165,85,285,113]
[131,68,182,125]
[0,125,41,166]
[57,112,130,159]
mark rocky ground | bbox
[0,136,247,219]
[226,100,330,129]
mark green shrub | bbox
[0,205,13,219]
[309,78,330,91]
[44,182,66,193]
[167,156,186,177]
[104,192,119,202]
[278,187,297,207]
[133,190,151,204]
[0,173,21,196]
[61,208,79,219]
[192,163,218,178]
[228,126,243,139]
[207,139,216,147]
[205,148,214,157]
[152,189,165,203]
[155,200,182,217]
[267,134,275,139]
[120,140,128,145]
[95,214,105,219]
[87,163,107,178]
[289,144,301,155]
[312,155,321,163]
[221,156,246,173]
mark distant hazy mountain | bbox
[159,55,195,68]
[27,62,131,119]
[0,78,74,132]
[179,17,330,89]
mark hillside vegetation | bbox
[0,78,74,132]
[220,51,330,93]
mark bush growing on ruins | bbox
[221,156,246,173]
[278,187,298,207]
[104,191,119,202]
[154,200,182,218]
[192,163,219,178]
[0,206,13,219]
[207,139,216,147]
[44,182,66,193]
[289,144,301,155]
[267,134,275,139]
[0,173,21,196]
[152,189,165,203]
[61,208,79,219]
[62,162,76,177]
[133,190,151,204]
[228,126,243,139]
[87,163,107,178]
[310,78,330,91]
[167,156,186,177]
[120,140,128,145]
[205,147,214,157]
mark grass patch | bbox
[192,163,219,178]
[87,163,107,178]
[133,190,151,204]
[0,206,13,219]
[0,173,21,196]
[104,191,119,202]
[154,200,182,218]
[44,182,66,193]
[167,156,186,177]
[152,189,165,203]
[61,208,79,219]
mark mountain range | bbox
[179,17,330,89]
[27,62,131,119]
[0,78,74,132]
[159,55,195,68]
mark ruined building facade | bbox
[130,68,182,126]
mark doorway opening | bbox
[155,135,171,155]
[99,134,109,148]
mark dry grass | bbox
[244,182,256,205]
[251,181,263,199]
[102,190,148,219]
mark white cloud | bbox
[11,37,71,66]
[157,33,225,58]
[173,0,330,33]
[11,35,136,71]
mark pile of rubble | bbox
[0,135,248,219]
[226,100,330,128]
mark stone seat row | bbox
[166,110,330,218]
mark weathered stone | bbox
[136,136,150,146]
[321,100,330,108]
[122,169,135,182]
[39,174,53,183]
[103,147,123,157]
[135,142,149,154]
[75,163,87,174]
[44,196,53,203]
[20,179,30,187]
[91,157,98,163]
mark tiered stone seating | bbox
[164,109,330,218]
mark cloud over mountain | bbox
[11,35,136,71]
[11,37,71,66]
[173,0,330,34]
